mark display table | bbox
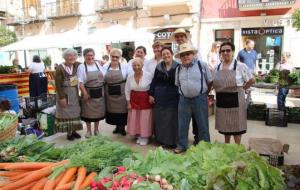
[0,71,55,97]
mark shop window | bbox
[215,29,234,43]
[241,27,283,73]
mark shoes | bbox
[85,131,92,138]
[119,129,126,136]
[174,147,186,154]
[112,126,119,134]
[139,137,149,146]
[94,130,99,136]
[72,131,81,139]
[67,134,74,141]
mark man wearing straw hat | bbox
[171,28,203,145]
[174,43,212,153]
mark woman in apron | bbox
[55,49,82,141]
[125,57,153,146]
[213,41,255,144]
[78,48,106,138]
[104,48,128,136]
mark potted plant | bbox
[42,56,52,69]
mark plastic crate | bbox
[265,108,287,127]
[247,104,266,121]
[24,94,56,112]
[260,153,284,167]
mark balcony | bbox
[46,0,80,19]
[95,0,136,13]
[6,6,46,26]
[238,0,296,11]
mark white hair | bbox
[62,48,78,59]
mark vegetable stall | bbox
[0,135,287,190]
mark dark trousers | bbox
[192,116,199,143]
[29,73,48,97]
[277,87,289,110]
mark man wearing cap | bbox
[144,41,162,78]
[174,43,212,153]
[171,28,203,145]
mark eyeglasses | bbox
[220,49,232,53]
[111,55,120,59]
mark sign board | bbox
[154,28,178,40]
[241,27,284,36]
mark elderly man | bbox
[171,28,203,145]
[174,43,212,153]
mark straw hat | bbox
[152,40,163,48]
[175,43,198,58]
[170,28,191,41]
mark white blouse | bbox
[214,60,253,86]
[28,62,45,73]
[143,58,162,78]
[103,62,129,79]
[125,71,152,101]
[77,62,106,84]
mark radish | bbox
[161,178,168,185]
[97,181,106,190]
[155,175,161,182]
[90,181,98,188]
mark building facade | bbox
[200,0,300,71]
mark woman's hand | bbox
[149,96,155,104]
[82,92,90,101]
[59,98,67,107]
[127,103,132,111]
[243,78,255,90]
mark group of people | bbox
[54,28,257,154]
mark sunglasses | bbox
[220,49,232,53]
[111,55,120,59]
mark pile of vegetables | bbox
[0,113,17,131]
[0,65,15,74]
[288,71,300,86]
[0,160,97,190]
[124,142,285,190]
[264,69,280,84]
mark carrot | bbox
[30,177,48,190]
[4,162,54,170]
[44,179,56,190]
[74,167,86,190]
[79,172,96,190]
[54,171,66,186]
[55,181,74,190]
[0,171,25,177]
[17,181,36,190]
[9,171,33,181]
[0,163,9,169]
[56,167,77,187]
[1,160,69,190]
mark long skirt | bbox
[55,117,83,133]
[153,106,178,146]
[106,112,128,126]
[127,109,152,138]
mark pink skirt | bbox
[127,109,152,138]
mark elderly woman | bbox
[54,49,82,141]
[125,58,153,146]
[149,47,179,148]
[28,55,48,97]
[127,46,147,75]
[77,48,106,138]
[213,41,255,144]
[275,52,295,110]
[104,48,129,135]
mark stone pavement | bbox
[44,116,300,165]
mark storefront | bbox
[241,27,284,73]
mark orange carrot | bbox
[17,181,36,190]
[0,171,25,177]
[44,179,56,190]
[55,181,74,190]
[4,162,54,170]
[54,171,66,186]
[1,160,69,190]
[56,167,77,187]
[30,177,48,190]
[79,172,96,190]
[74,167,86,190]
[9,171,33,181]
[0,163,9,169]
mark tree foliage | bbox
[292,9,300,31]
[0,25,17,47]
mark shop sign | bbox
[241,27,284,36]
[154,28,178,40]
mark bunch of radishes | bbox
[145,174,173,190]
[89,166,143,190]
